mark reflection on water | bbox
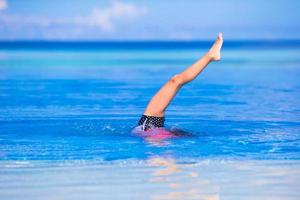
[145,134,219,200]
[147,156,219,200]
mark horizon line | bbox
[0,39,300,43]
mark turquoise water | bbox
[0,41,300,199]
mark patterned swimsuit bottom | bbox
[136,114,165,131]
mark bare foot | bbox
[207,33,223,61]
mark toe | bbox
[218,32,223,40]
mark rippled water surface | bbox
[0,41,300,199]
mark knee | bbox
[169,74,184,87]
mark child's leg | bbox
[144,33,223,117]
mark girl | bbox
[136,33,223,132]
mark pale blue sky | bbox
[0,0,299,40]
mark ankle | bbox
[205,51,214,61]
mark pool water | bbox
[0,41,300,199]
